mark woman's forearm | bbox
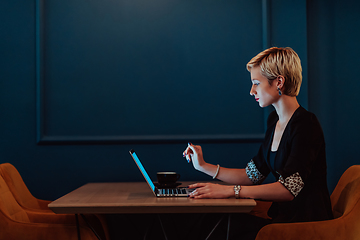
[240,182,294,201]
[196,163,253,185]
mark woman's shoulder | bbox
[289,106,324,136]
[292,106,320,125]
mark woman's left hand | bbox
[188,183,234,199]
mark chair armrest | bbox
[249,200,272,219]
[255,218,346,240]
[26,211,108,240]
[37,199,52,210]
[26,210,77,224]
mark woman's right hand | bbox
[183,143,206,171]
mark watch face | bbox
[234,185,241,198]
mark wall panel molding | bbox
[36,0,273,145]
[36,0,45,143]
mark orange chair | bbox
[0,172,100,240]
[249,200,272,220]
[255,165,360,240]
[0,163,51,212]
[0,163,109,240]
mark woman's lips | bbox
[255,98,259,102]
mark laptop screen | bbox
[129,150,156,191]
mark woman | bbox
[183,47,333,239]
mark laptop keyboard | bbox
[158,188,187,196]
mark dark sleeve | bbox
[245,111,278,184]
[277,113,324,197]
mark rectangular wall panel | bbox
[36,0,307,144]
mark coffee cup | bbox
[157,172,180,185]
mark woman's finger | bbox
[183,145,192,162]
[188,182,207,189]
[182,146,190,156]
[193,193,210,199]
[190,188,212,199]
[187,143,196,152]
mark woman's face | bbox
[249,66,278,108]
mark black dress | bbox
[181,107,334,240]
[246,106,334,223]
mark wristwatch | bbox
[234,185,241,199]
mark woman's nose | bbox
[250,86,255,96]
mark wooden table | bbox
[49,182,256,214]
[48,182,256,240]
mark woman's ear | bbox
[277,75,285,89]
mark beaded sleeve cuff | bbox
[278,172,304,197]
[245,159,265,184]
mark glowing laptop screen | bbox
[130,150,155,191]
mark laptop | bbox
[129,149,194,197]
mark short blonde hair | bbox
[246,47,302,96]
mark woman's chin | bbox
[258,102,270,108]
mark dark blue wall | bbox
[1,0,359,200]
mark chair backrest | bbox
[330,165,360,218]
[0,163,41,210]
[0,173,30,222]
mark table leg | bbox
[226,214,231,240]
[75,214,81,240]
[205,214,226,240]
[143,221,152,239]
[80,214,103,240]
[157,214,169,240]
[205,213,232,240]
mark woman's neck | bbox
[272,95,300,123]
